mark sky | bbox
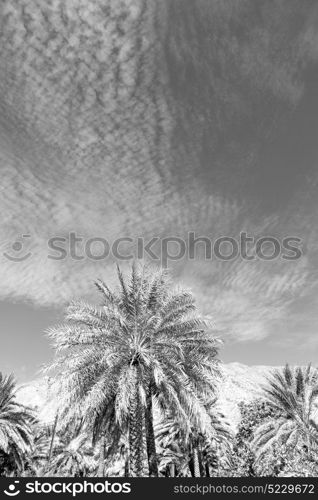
[0,0,318,382]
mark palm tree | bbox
[253,364,318,460]
[155,417,191,476]
[40,415,95,477]
[46,263,220,477]
[90,398,126,477]
[25,424,52,476]
[46,432,94,477]
[198,409,233,477]
[155,399,231,477]
[0,373,34,475]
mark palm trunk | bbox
[188,456,194,477]
[145,385,159,477]
[128,364,144,477]
[199,454,206,476]
[193,447,201,478]
[97,433,106,477]
[47,412,58,470]
[124,457,129,477]
[199,446,206,477]
[169,463,176,477]
[205,463,210,477]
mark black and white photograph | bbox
[0,0,318,493]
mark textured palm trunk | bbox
[97,433,106,477]
[199,444,207,477]
[169,463,176,477]
[124,457,129,477]
[193,447,201,478]
[145,385,159,477]
[47,412,59,470]
[199,451,206,477]
[205,463,210,477]
[188,456,194,477]
[128,364,144,477]
[307,431,312,460]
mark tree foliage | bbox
[0,373,34,475]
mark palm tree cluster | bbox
[1,264,318,477]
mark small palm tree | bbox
[47,263,220,477]
[90,398,125,477]
[24,423,52,476]
[155,417,191,476]
[155,399,231,477]
[41,416,94,477]
[0,373,34,475]
[196,402,233,477]
[253,364,318,459]
[46,432,94,477]
[26,414,62,477]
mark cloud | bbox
[0,0,317,342]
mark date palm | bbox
[253,364,318,459]
[47,263,220,477]
[24,423,52,476]
[155,399,231,477]
[46,431,94,477]
[90,397,126,476]
[0,373,34,475]
[199,409,233,477]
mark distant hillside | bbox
[217,362,275,427]
[16,377,58,424]
[16,363,278,428]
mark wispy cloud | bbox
[0,0,317,345]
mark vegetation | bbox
[253,364,318,456]
[1,265,318,477]
[0,373,34,476]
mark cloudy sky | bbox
[0,0,318,381]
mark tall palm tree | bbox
[253,364,318,459]
[0,373,34,475]
[46,263,220,477]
